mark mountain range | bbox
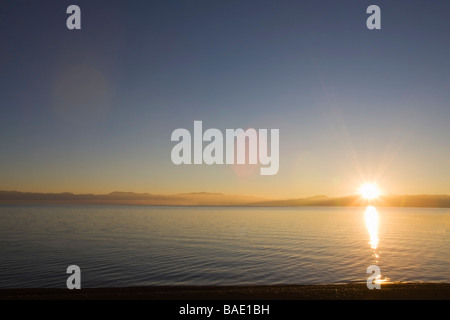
[1,190,449,208]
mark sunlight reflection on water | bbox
[364,206,391,285]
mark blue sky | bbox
[1,0,449,197]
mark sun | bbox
[359,183,381,200]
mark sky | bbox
[0,0,449,198]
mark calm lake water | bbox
[0,205,449,288]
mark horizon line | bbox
[1,190,449,209]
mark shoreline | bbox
[1,283,450,300]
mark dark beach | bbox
[1,283,450,300]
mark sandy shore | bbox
[1,283,450,300]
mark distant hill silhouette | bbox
[0,191,449,208]
[251,194,450,208]
[0,190,263,206]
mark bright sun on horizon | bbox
[359,183,381,200]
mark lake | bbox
[0,205,449,288]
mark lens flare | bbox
[359,183,381,200]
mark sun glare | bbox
[359,183,381,200]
